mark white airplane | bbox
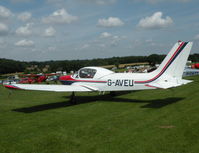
[4,41,193,101]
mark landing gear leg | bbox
[70,92,77,105]
[110,91,116,96]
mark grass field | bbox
[0,76,199,153]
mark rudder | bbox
[153,41,193,80]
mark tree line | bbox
[0,53,199,74]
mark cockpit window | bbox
[72,71,79,78]
[79,68,97,78]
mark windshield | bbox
[72,71,79,78]
[79,68,97,78]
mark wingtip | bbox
[4,84,21,90]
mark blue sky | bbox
[0,0,198,61]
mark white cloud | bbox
[15,39,34,47]
[98,43,106,47]
[149,0,191,3]
[48,46,56,51]
[45,0,67,7]
[18,12,32,21]
[0,23,9,35]
[77,43,90,50]
[194,34,199,40]
[10,0,33,3]
[96,0,116,5]
[16,23,32,36]
[0,38,7,49]
[42,8,78,24]
[44,26,56,37]
[110,35,122,46]
[98,17,124,27]
[132,0,191,3]
[100,32,112,38]
[98,32,126,47]
[81,44,90,49]
[137,12,173,29]
[0,38,4,44]
[0,5,12,18]
[76,0,116,5]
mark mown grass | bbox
[0,76,199,153]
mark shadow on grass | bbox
[12,92,184,113]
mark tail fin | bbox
[153,41,193,79]
[146,41,193,89]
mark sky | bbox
[0,0,199,61]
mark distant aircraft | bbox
[18,73,57,84]
[4,41,193,102]
[191,63,199,69]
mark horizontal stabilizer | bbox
[181,79,193,84]
[146,79,192,89]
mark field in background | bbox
[0,76,199,153]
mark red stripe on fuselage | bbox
[59,75,107,83]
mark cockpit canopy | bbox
[73,67,114,79]
[79,68,97,78]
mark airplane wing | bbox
[4,84,98,92]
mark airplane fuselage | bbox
[59,72,156,92]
